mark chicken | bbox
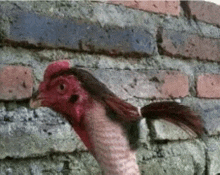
[30,60,203,175]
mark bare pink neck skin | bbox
[82,101,140,175]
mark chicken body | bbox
[30,60,203,175]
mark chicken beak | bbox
[29,90,42,108]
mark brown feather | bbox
[141,102,204,136]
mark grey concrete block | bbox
[0,152,101,175]
[151,120,194,141]
[136,139,206,174]
[0,105,86,159]
[139,155,195,175]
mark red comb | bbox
[44,60,70,80]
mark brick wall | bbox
[0,1,220,174]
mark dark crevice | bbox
[2,39,153,59]
[145,119,157,141]
[153,139,169,145]
[123,120,140,150]
[156,27,163,55]
[180,1,205,37]
[61,161,71,175]
[180,1,192,20]
[0,98,30,103]
[158,48,215,63]
[33,109,38,118]
[0,150,89,162]
[204,148,210,175]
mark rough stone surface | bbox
[160,140,206,175]
[197,74,220,98]
[0,105,86,159]
[0,153,101,175]
[139,155,194,175]
[151,120,194,141]
[0,140,205,175]
[207,137,220,175]
[0,65,33,100]
[186,1,220,27]
[107,0,180,16]
[159,29,220,61]
[137,139,206,175]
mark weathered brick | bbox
[197,74,220,98]
[159,29,220,61]
[4,12,156,56]
[81,26,156,55]
[159,71,189,98]
[108,0,180,16]
[0,66,33,100]
[93,69,188,99]
[185,1,220,27]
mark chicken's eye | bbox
[57,83,66,94]
[60,84,65,90]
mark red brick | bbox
[160,29,220,61]
[107,0,180,16]
[0,66,33,100]
[197,74,220,98]
[158,71,189,98]
[186,1,220,27]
